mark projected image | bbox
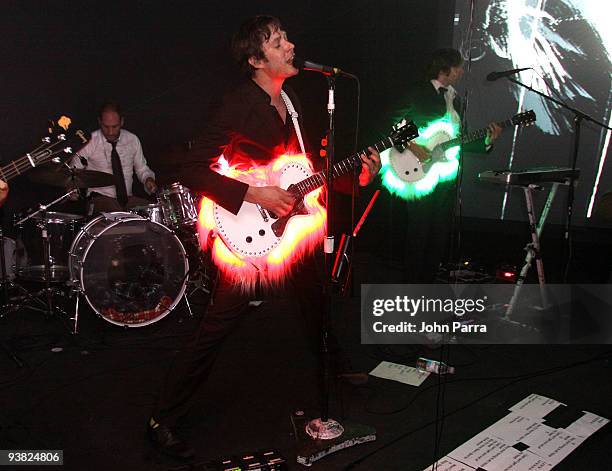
[480,0,611,136]
[454,0,612,223]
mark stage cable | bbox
[429,1,478,468]
[344,348,612,470]
[451,0,476,286]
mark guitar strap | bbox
[280,90,306,154]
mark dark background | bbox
[1,3,611,470]
[1,0,610,279]
[0,0,455,232]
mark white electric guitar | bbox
[389,110,536,183]
[212,120,418,258]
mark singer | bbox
[389,48,501,284]
[146,15,380,460]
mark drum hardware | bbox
[174,226,215,304]
[130,203,165,225]
[68,212,189,331]
[0,209,29,319]
[158,182,199,228]
[8,189,83,318]
[0,215,24,367]
[131,182,212,315]
[159,183,213,304]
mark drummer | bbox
[70,101,158,214]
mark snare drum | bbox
[69,212,188,327]
[16,212,83,282]
[131,203,165,224]
[159,183,198,228]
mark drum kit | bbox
[1,167,213,333]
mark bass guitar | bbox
[0,116,89,182]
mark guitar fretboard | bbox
[289,136,396,198]
[440,118,515,152]
[0,150,51,182]
[0,134,78,182]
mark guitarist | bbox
[393,48,501,283]
[0,179,7,207]
[147,15,381,460]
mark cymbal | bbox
[28,165,115,188]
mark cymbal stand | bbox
[177,226,214,317]
[1,210,35,316]
[0,207,25,367]
[69,281,81,334]
[14,189,79,317]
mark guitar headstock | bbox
[34,116,90,166]
[390,118,419,152]
[512,110,536,127]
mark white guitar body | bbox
[199,119,418,290]
[389,129,452,183]
[212,160,314,258]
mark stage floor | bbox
[1,253,611,471]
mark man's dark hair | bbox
[231,15,283,77]
[425,48,463,80]
[98,101,123,119]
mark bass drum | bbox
[69,212,188,327]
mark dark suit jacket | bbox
[174,80,307,215]
[393,80,488,155]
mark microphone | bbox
[486,67,531,81]
[294,57,355,78]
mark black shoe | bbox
[147,420,195,460]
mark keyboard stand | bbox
[504,182,562,320]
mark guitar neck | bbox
[0,154,44,182]
[441,117,514,151]
[0,141,70,182]
[291,136,395,198]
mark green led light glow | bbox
[380,115,461,200]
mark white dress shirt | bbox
[431,79,461,126]
[430,79,492,152]
[72,129,155,198]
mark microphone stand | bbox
[505,76,612,282]
[296,72,376,467]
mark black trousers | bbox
[400,181,457,283]
[152,252,325,428]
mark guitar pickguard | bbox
[389,129,453,183]
[213,160,315,258]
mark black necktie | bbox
[438,87,448,96]
[108,140,128,207]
